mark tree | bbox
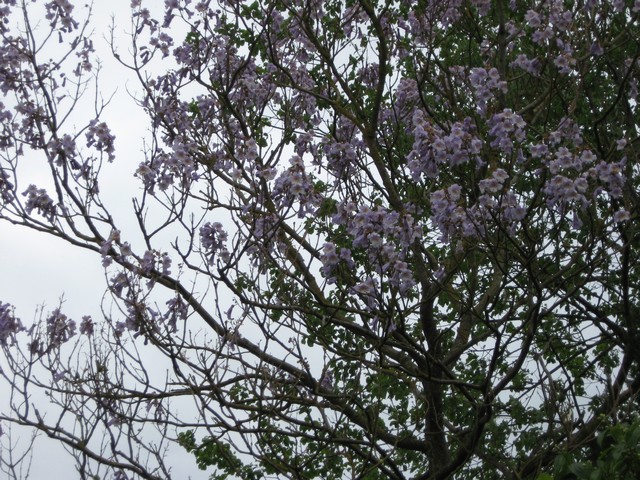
[1,0,639,478]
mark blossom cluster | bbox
[48,134,78,167]
[200,221,230,265]
[139,250,172,276]
[529,119,629,220]
[29,308,77,355]
[325,203,421,295]
[430,185,466,243]
[100,229,124,267]
[85,120,116,162]
[319,242,354,283]
[22,185,56,222]
[272,155,320,216]
[163,295,188,332]
[488,109,527,155]
[44,0,78,32]
[408,111,483,181]
[468,68,507,117]
[0,168,14,203]
[46,309,76,349]
[0,302,24,345]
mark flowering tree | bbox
[1,0,639,478]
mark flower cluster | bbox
[488,109,527,155]
[470,0,491,16]
[35,308,77,353]
[48,134,78,167]
[22,185,56,222]
[408,112,483,181]
[322,138,357,180]
[593,159,626,200]
[544,174,589,209]
[479,168,509,195]
[430,185,466,243]
[0,302,24,345]
[477,170,527,230]
[0,101,13,149]
[530,121,628,219]
[393,78,420,116]
[468,67,507,117]
[79,315,94,336]
[0,168,14,204]
[139,250,172,276]
[431,174,528,242]
[510,54,541,76]
[200,222,229,265]
[109,272,130,298]
[319,242,354,283]
[329,203,420,294]
[45,0,78,32]
[272,155,319,214]
[346,205,421,251]
[99,229,122,267]
[85,119,115,162]
[164,295,188,332]
[122,302,150,338]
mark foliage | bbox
[538,415,640,480]
[1,0,639,479]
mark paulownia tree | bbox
[1,0,639,478]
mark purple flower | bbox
[320,242,340,279]
[320,368,333,390]
[0,168,14,203]
[79,315,94,336]
[200,222,229,265]
[0,302,24,345]
[110,272,129,298]
[45,0,78,32]
[389,260,415,294]
[488,109,526,154]
[140,250,155,274]
[137,250,171,276]
[593,160,625,199]
[46,309,76,350]
[430,185,466,242]
[468,68,507,116]
[85,120,115,162]
[554,53,576,74]
[22,185,56,222]
[48,134,77,167]
[510,54,541,75]
[471,0,491,16]
[164,296,187,332]
[524,10,541,28]
[614,209,630,222]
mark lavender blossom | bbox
[320,368,333,390]
[164,296,187,332]
[46,309,76,350]
[199,222,229,265]
[0,302,24,345]
[79,315,94,336]
[0,168,14,203]
[22,185,56,222]
[85,119,115,162]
